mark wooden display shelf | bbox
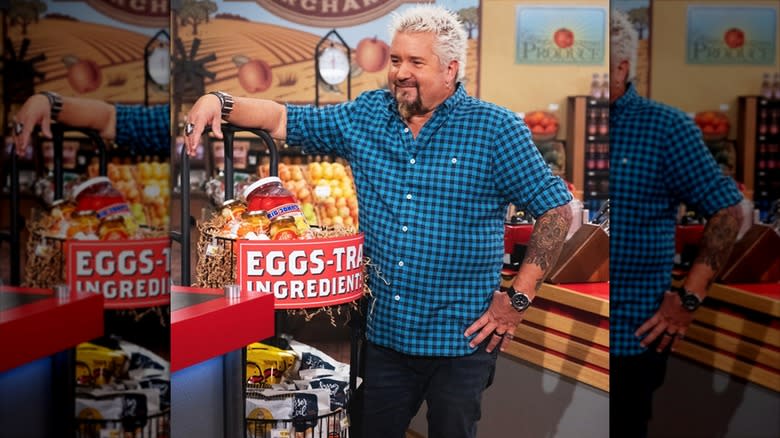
[671,282,780,392]
[499,280,610,392]
[674,341,779,392]
[708,283,780,317]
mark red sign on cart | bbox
[66,238,170,309]
[236,234,365,309]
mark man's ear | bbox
[447,60,459,84]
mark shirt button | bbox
[406,194,412,200]
[398,260,404,267]
[402,226,408,232]
[404,127,409,133]
[622,157,628,164]
[394,294,401,301]
[451,157,458,164]
[410,158,416,164]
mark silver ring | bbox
[14,122,23,135]
[184,122,195,136]
[504,334,514,340]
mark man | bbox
[185,6,572,437]
[609,10,743,437]
[12,92,169,156]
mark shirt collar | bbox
[611,82,640,113]
[383,82,466,116]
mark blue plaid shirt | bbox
[115,104,170,156]
[286,84,572,356]
[610,84,742,356]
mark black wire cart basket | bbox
[175,124,365,437]
[75,409,170,438]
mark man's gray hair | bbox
[610,9,638,81]
[389,5,468,82]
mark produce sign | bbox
[236,234,364,309]
[686,6,776,65]
[66,238,170,309]
[515,7,606,65]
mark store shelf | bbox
[567,96,609,218]
[738,96,780,219]
[170,286,274,371]
[0,286,103,372]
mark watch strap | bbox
[505,286,532,312]
[38,91,63,122]
[673,285,702,311]
[209,91,234,120]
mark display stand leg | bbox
[223,347,246,438]
[52,348,75,437]
[347,298,367,438]
[8,150,21,285]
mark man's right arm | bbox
[183,94,287,156]
[13,94,115,154]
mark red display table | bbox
[0,285,103,437]
[0,285,103,372]
[171,285,274,372]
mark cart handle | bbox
[206,123,279,200]
[51,124,107,199]
[174,123,277,286]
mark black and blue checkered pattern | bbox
[115,104,170,156]
[286,84,571,356]
[610,84,742,356]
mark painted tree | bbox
[8,0,47,35]
[178,0,217,35]
[628,7,649,40]
[458,7,479,40]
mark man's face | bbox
[388,31,457,119]
[610,59,630,103]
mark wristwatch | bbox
[504,286,532,312]
[209,91,234,120]
[38,91,63,121]
[674,286,702,311]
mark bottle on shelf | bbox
[598,108,609,136]
[587,109,598,136]
[586,143,596,169]
[596,143,608,170]
[760,73,773,99]
[759,109,768,135]
[600,73,609,101]
[590,73,602,99]
[770,110,779,136]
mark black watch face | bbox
[682,294,700,311]
[511,293,530,312]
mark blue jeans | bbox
[360,340,498,438]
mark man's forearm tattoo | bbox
[523,205,572,284]
[694,204,741,275]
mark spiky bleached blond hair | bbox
[611,9,638,81]
[389,5,468,82]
